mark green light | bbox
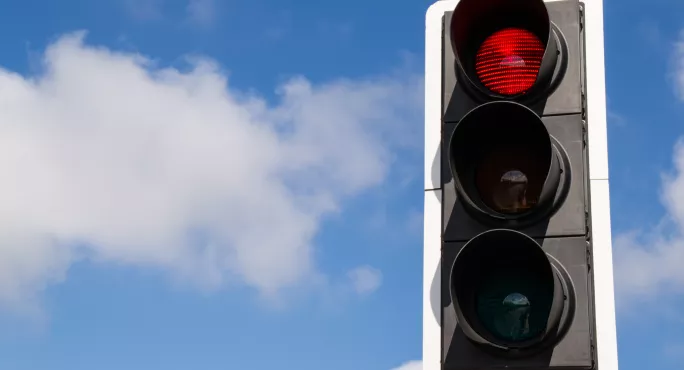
[475,269,553,342]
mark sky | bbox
[0,0,680,369]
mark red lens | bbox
[475,28,545,96]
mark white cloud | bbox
[186,0,216,26]
[347,265,382,295]
[613,139,684,302]
[0,31,422,313]
[612,32,684,306]
[390,360,422,370]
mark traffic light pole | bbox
[423,0,618,369]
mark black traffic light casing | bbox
[441,0,597,369]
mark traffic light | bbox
[422,0,619,369]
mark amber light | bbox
[475,27,545,96]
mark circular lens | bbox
[475,27,545,96]
[475,267,553,343]
[451,230,561,349]
[475,148,547,214]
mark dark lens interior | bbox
[451,230,556,345]
[450,102,553,216]
[475,144,548,214]
[474,259,554,342]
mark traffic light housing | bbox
[422,0,616,369]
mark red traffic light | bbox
[450,0,562,100]
[475,28,545,96]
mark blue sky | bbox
[0,0,679,369]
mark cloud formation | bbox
[347,265,382,295]
[0,31,422,312]
[613,31,684,305]
[613,139,684,301]
[390,360,422,370]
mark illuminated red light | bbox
[475,28,545,96]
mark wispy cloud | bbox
[638,19,663,46]
[663,342,684,359]
[347,266,382,295]
[186,0,216,26]
[391,360,422,370]
[316,20,354,39]
[671,30,684,100]
[124,0,164,21]
[613,31,684,309]
[607,109,627,127]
